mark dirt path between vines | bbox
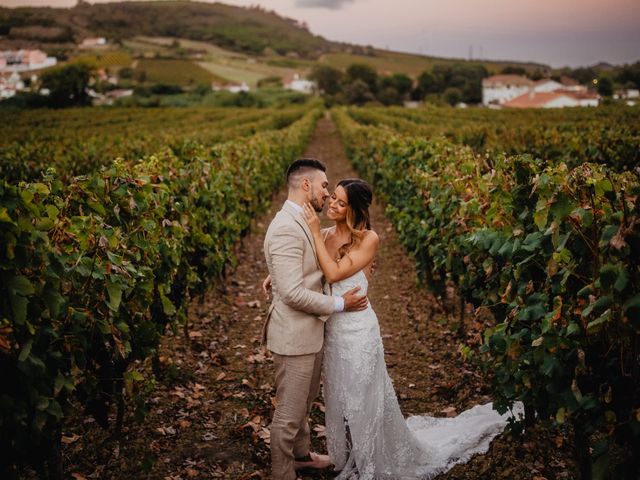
[62,115,576,480]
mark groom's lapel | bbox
[282,202,320,268]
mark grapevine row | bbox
[333,108,640,477]
[0,107,322,476]
[0,106,309,183]
[346,105,640,172]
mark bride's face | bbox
[327,185,349,221]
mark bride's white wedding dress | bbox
[323,270,524,479]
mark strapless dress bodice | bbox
[328,269,368,297]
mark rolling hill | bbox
[0,0,549,81]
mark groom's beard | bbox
[309,187,325,212]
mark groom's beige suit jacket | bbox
[263,201,335,355]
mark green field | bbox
[69,50,133,68]
[320,49,546,77]
[134,58,225,85]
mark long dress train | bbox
[323,270,523,479]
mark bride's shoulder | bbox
[362,229,379,247]
[363,229,379,240]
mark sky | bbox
[1,0,639,68]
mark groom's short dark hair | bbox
[286,158,326,186]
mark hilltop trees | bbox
[411,64,488,104]
[309,64,343,95]
[312,61,489,106]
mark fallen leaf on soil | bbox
[241,415,263,433]
[313,424,326,438]
[242,378,256,388]
[61,433,81,444]
[243,470,265,479]
[156,426,177,436]
[247,300,261,308]
[247,352,267,363]
[71,473,87,480]
[216,372,226,381]
[188,330,203,339]
[170,387,186,398]
[257,428,271,444]
[441,407,457,417]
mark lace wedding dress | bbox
[323,270,524,479]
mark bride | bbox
[299,178,523,479]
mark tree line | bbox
[310,61,640,106]
[310,62,487,106]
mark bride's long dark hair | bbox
[337,178,373,258]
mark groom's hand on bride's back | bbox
[343,286,368,311]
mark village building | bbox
[80,37,107,48]
[482,74,534,105]
[284,73,316,94]
[558,75,587,92]
[212,81,251,93]
[613,88,639,100]
[532,78,564,93]
[0,49,57,73]
[503,90,599,108]
[483,73,596,108]
[0,72,26,99]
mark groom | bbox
[262,158,368,479]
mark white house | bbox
[533,79,564,93]
[503,90,599,108]
[81,37,107,48]
[0,49,57,72]
[559,76,587,92]
[0,72,26,99]
[613,89,639,100]
[212,82,250,93]
[484,73,598,108]
[284,73,316,94]
[482,74,534,105]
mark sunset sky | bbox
[2,0,639,67]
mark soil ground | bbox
[57,115,578,480]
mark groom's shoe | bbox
[293,452,332,470]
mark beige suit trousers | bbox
[270,350,323,480]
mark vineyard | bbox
[0,104,321,477]
[334,105,640,479]
[0,106,309,182]
[1,101,639,479]
[346,106,640,171]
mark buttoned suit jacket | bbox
[262,201,335,355]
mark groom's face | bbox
[308,171,330,212]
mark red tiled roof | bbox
[559,89,599,100]
[560,75,580,86]
[503,91,569,108]
[534,78,558,86]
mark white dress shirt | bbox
[286,200,345,312]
